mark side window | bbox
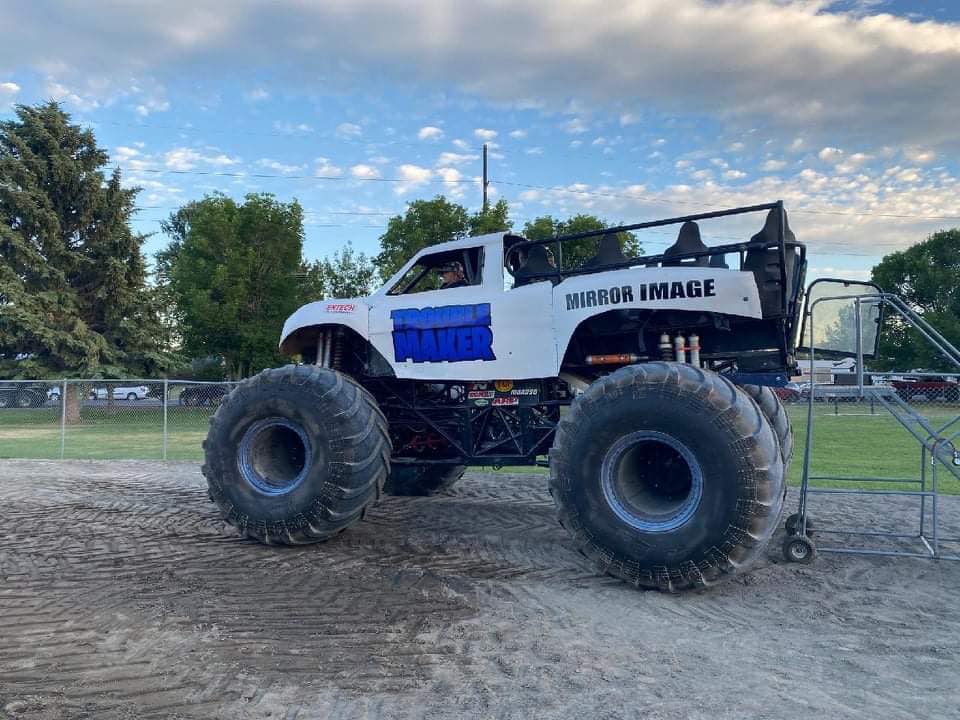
[387,247,483,296]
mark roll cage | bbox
[504,200,806,321]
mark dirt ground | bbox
[1,460,959,720]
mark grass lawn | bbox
[1,401,957,493]
[0,406,212,461]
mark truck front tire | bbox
[203,365,390,544]
[549,362,784,592]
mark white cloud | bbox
[113,146,140,162]
[394,163,433,194]
[564,117,589,134]
[761,159,787,172]
[245,87,270,102]
[257,158,303,174]
[818,147,844,163]
[508,129,527,139]
[135,98,170,117]
[619,113,638,126]
[474,128,498,141]
[273,121,313,134]
[7,2,960,148]
[451,138,471,150]
[904,147,936,164]
[727,142,745,153]
[45,80,100,111]
[350,163,380,179]
[525,146,544,155]
[314,157,342,177]
[569,140,583,148]
[418,125,444,141]
[0,81,20,102]
[163,147,239,171]
[723,169,747,180]
[437,151,479,166]
[336,122,363,138]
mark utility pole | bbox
[482,143,488,212]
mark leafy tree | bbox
[522,214,641,269]
[871,230,960,372]
[299,241,377,300]
[159,193,305,379]
[0,102,171,418]
[468,198,512,236]
[374,196,470,279]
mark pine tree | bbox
[0,102,170,419]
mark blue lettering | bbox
[472,326,496,360]
[391,303,496,363]
[392,329,419,362]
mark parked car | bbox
[178,385,230,407]
[891,376,960,403]
[0,383,49,408]
[774,382,803,403]
[87,385,150,401]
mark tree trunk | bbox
[64,383,82,425]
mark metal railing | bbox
[0,379,237,461]
[789,287,960,562]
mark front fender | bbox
[279,299,369,354]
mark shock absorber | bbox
[332,327,345,370]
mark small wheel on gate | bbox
[785,513,815,537]
[782,534,817,564]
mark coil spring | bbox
[332,328,345,370]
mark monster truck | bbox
[203,201,806,592]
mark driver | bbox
[437,260,467,289]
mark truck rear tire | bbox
[202,365,390,544]
[738,384,794,469]
[384,464,466,496]
[549,362,784,592]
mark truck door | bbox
[368,239,555,381]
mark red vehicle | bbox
[891,376,960,403]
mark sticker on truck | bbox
[391,303,497,363]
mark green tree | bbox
[522,214,641,269]
[374,196,470,279]
[468,198,512,236]
[159,193,305,379]
[871,230,960,371]
[0,102,170,418]
[299,241,378,300]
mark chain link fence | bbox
[1,375,957,472]
[0,380,237,460]
[782,371,960,493]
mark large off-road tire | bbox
[202,364,390,544]
[384,464,466,496]
[549,362,784,592]
[738,384,794,469]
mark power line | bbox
[126,167,475,183]
[492,179,960,221]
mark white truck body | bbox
[280,232,762,381]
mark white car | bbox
[87,385,149,401]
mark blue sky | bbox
[2,0,959,282]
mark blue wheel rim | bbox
[238,417,312,496]
[600,431,703,533]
